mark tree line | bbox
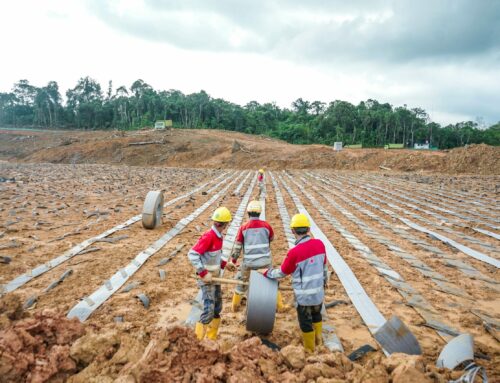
[0,77,498,149]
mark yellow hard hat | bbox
[212,207,232,222]
[258,168,264,173]
[247,200,262,213]
[290,213,310,228]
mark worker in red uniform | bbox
[257,168,265,196]
[188,206,232,340]
[263,213,328,352]
[225,200,286,312]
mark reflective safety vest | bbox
[188,226,223,276]
[272,236,326,306]
[236,218,274,268]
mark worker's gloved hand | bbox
[225,260,237,272]
[199,271,213,283]
[262,268,271,278]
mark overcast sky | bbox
[0,0,499,125]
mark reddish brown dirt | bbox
[1,129,498,174]
[0,295,85,383]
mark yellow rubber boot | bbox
[232,292,242,312]
[206,318,221,340]
[312,322,323,346]
[195,322,207,340]
[302,331,315,353]
[276,291,288,312]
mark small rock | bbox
[383,353,426,374]
[70,330,120,365]
[302,362,340,380]
[280,345,305,369]
[392,363,433,383]
[0,256,12,264]
[352,364,390,383]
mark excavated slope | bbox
[0,128,498,174]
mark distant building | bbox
[333,142,343,151]
[414,141,430,150]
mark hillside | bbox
[0,128,499,174]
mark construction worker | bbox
[263,213,328,353]
[257,169,265,196]
[188,206,232,341]
[258,168,264,182]
[225,200,286,312]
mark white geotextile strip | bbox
[221,171,257,261]
[67,171,245,322]
[1,172,231,295]
[269,173,295,249]
[401,219,500,269]
[260,176,267,221]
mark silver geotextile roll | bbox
[142,190,164,229]
[246,270,278,334]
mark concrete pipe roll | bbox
[246,270,278,335]
[142,190,164,229]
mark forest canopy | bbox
[0,77,498,149]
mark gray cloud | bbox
[86,0,500,124]
[88,0,500,62]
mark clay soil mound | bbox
[443,144,500,174]
[1,128,498,174]
[67,326,454,383]
[0,295,85,383]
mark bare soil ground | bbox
[1,128,499,174]
[0,130,498,382]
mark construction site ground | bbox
[0,128,499,382]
